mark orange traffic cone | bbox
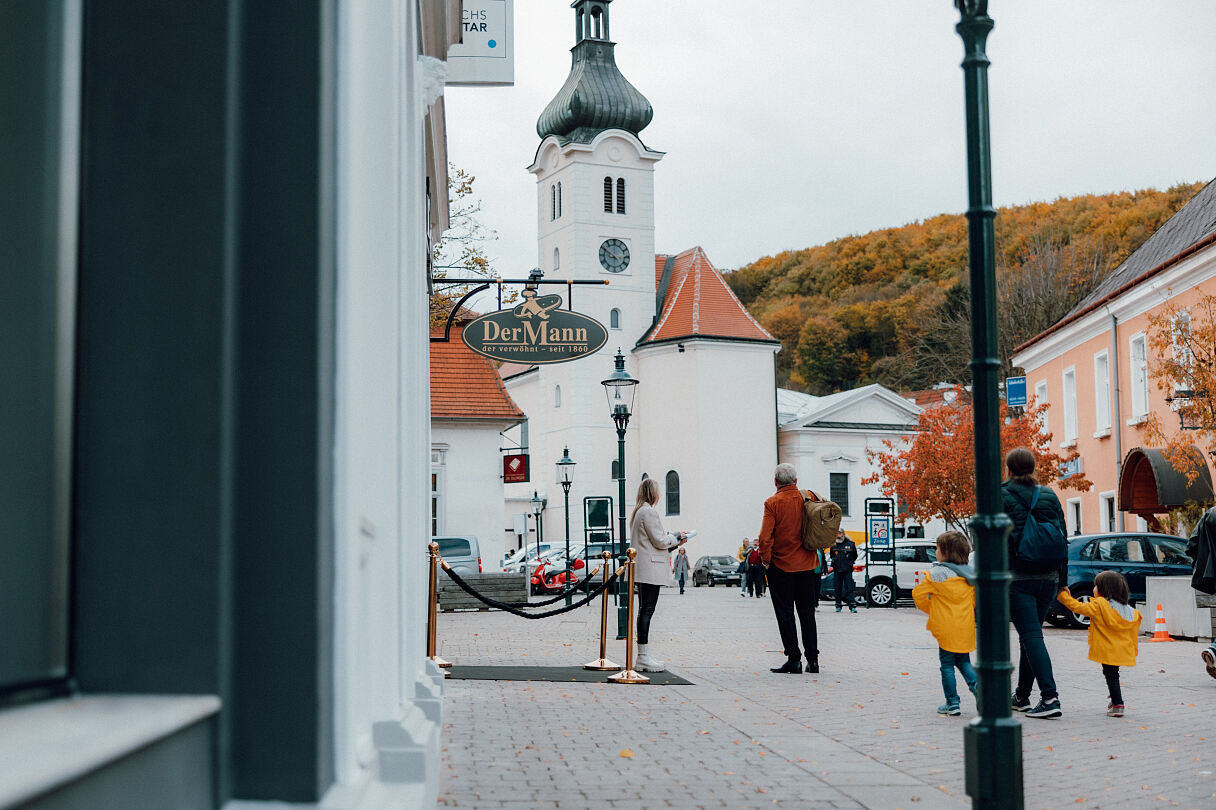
[1150,603,1173,642]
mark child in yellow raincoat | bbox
[912,531,976,716]
[1057,570,1141,717]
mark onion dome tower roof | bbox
[536,0,653,144]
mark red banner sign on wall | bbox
[503,453,529,483]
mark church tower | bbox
[512,0,663,551]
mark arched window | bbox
[591,6,602,38]
[553,247,560,271]
[665,470,680,515]
[556,181,562,217]
[611,459,620,480]
[550,184,556,221]
[610,308,621,329]
[616,178,626,214]
[603,177,613,212]
[554,385,562,408]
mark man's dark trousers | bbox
[749,564,766,597]
[766,565,820,663]
[833,569,855,609]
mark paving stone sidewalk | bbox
[437,585,1216,810]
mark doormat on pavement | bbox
[445,665,693,685]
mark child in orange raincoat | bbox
[1057,570,1142,717]
[912,531,976,716]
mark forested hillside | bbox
[727,183,1205,394]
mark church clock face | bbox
[599,238,630,273]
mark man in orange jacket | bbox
[759,463,825,674]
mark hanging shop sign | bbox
[446,0,514,86]
[503,453,529,484]
[462,289,608,364]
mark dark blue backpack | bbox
[1013,487,1068,572]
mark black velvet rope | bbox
[509,566,611,607]
[440,564,623,619]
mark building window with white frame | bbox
[556,181,562,218]
[553,247,560,271]
[550,184,556,221]
[829,472,850,517]
[1093,350,1111,434]
[616,178,626,214]
[1062,367,1078,445]
[1034,380,1048,432]
[603,176,612,212]
[610,308,620,329]
[1099,491,1117,532]
[1066,497,1082,536]
[1129,332,1149,419]
[665,470,680,516]
[554,385,561,408]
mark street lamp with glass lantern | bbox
[556,446,577,606]
[601,348,638,639]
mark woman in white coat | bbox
[630,477,687,672]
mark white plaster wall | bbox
[635,341,779,560]
[778,427,948,541]
[432,423,510,567]
[329,1,440,804]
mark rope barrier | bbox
[440,563,623,619]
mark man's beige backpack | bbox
[800,490,843,551]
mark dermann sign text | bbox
[462,289,608,365]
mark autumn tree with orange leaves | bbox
[862,390,1093,534]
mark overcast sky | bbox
[444,0,1216,280]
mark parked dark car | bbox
[1047,532,1193,628]
[691,555,742,587]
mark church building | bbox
[500,0,781,562]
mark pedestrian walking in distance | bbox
[672,547,691,595]
[1003,447,1068,719]
[737,538,751,597]
[747,540,766,598]
[629,477,688,672]
[912,531,978,716]
[1057,571,1141,717]
[829,530,858,613]
[759,463,826,674]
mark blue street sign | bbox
[1006,375,1027,408]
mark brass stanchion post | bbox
[585,551,620,671]
[608,549,649,684]
[427,541,451,670]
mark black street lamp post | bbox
[531,490,545,576]
[601,349,638,640]
[556,446,577,606]
[954,2,1022,807]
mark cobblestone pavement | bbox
[437,584,1216,810]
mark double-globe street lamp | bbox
[556,446,577,606]
[601,349,638,640]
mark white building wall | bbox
[327,1,443,805]
[432,423,511,567]
[778,428,948,542]
[636,341,779,560]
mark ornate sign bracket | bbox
[430,269,609,343]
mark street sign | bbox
[502,453,528,483]
[1006,375,1027,408]
[867,516,891,548]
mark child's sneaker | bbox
[1202,648,1216,680]
[1011,693,1031,712]
[1026,698,1062,719]
[1106,704,1124,717]
[937,703,961,716]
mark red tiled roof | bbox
[644,247,776,344]
[430,325,526,423]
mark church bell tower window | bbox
[603,177,612,212]
[616,178,625,214]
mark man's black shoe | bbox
[806,660,820,674]
[770,660,802,674]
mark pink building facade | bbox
[1012,180,1216,534]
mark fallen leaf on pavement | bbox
[619,749,634,758]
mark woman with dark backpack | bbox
[1002,447,1069,719]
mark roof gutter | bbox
[1013,231,1216,355]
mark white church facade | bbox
[498,0,781,562]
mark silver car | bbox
[432,535,482,578]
